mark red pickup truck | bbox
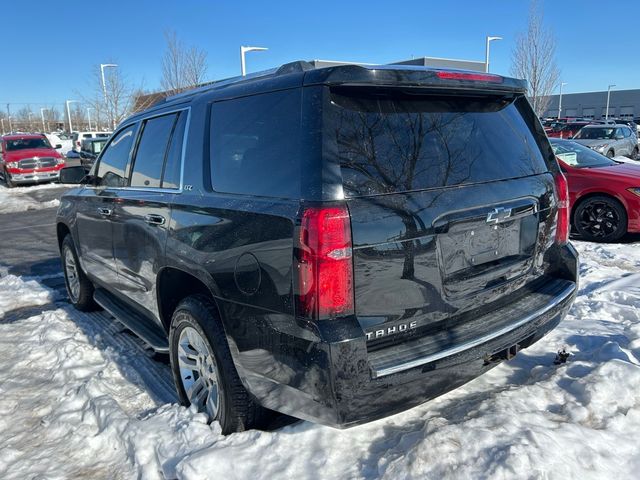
[0,134,66,187]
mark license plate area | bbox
[436,200,539,298]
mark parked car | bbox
[57,62,578,433]
[608,119,639,141]
[0,134,66,187]
[547,122,591,139]
[79,138,108,168]
[71,131,111,152]
[550,138,640,241]
[45,132,74,156]
[572,124,638,159]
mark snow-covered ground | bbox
[0,240,639,479]
[0,183,61,214]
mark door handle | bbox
[144,214,166,226]
[97,207,112,217]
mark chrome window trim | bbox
[87,106,191,194]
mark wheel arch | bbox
[56,222,71,251]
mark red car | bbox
[547,122,591,139]
[550,138,640,242]
[0,134,66,187]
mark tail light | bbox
[297,205,354,320]
[436,71,504,83]
[554,172,570,245]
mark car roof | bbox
[126,60,529,122]
[2,134,46,140]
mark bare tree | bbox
[160,30,208,93]
[511,0,560,117]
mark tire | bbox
[169,294,264,434]
[573,195,627,242]
[630,146,639,160]
[606,150,615,159]
[4,171,15,188]
[61,234,98,311]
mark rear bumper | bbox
[232,243,579,428]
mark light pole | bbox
[40,108,47,132]
[485,36,502,73]
[605,84,616,120]
[100,63,118,129]
[87,107,93,131]
[1,118,4,135]
[8,116,12,133]
[558,82,568,119]
[27,111,33,132]
[240,46,268,76]
[65,100,79,133]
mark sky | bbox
[1,0,638,112]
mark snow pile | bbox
[1,241,640,479]
[0,184,61,214]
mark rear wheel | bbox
[573,196,627,242]
[61,234,98,311]
[169,295,264,434]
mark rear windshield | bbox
[326,90,550,196]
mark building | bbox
[543,88,640,120]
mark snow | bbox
[0,183,61,214]
[1,240,640,478]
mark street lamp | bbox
[240,46,268,76]
[40,108,47,132]
[485,36,502,73]
[100,63,118,129]
[8,116,12,133]
[87,107,93,131]
[27,111,33,132]
[0,118,4,135]
[65,100,79,133]
[605,84,616,120]
[558,82,568,119]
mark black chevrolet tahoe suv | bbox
[57,62,578,434]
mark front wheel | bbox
[630,146,639,160]
[169,295,264,434]
[61,234,98,311]
[606,150,615,159]
[573,196,627,242]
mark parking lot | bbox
[0,184,639,479]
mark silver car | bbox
[572,124,638,159]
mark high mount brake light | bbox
[436,71,504,83]
[554,171,570,245]
[297,206,354,320]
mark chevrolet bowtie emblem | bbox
[486,207,512,224]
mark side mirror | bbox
[55,144,63,149]
[616,135,624,140]
[59,166,90,184]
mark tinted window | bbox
[131,113,177,188]
[326,90,549,196]
[96,124,137,187]
[161,111,187,189]
[210,89,301,198]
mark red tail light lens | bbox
[436,71,504,83]
[297,206,354,320]
[554,172,570,245]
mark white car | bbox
[45,133,74,156]
[71,131,111,152]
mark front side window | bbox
[209,89,301,198]
[96,124,137,187]
[130,113,177,188]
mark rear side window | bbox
[130,113,177,188]
[209,89,301,198]
[326,90,549,196]
[161,111,187,189]
[96,124,137,188]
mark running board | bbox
[93,288,169,353]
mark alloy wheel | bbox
[177,326,220,419]
[63,245,80,302]
[578,201,620,239]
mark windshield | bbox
[551,140,617,168]
[5,137,52,151]
[574,127,616,140]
